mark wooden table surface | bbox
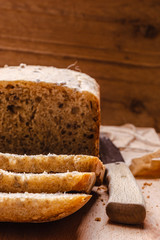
[0,179,159,240]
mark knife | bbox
[99,135,146,225]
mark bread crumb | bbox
[144,182,152,187]
[95,217,101,222]
[142,182,152,189]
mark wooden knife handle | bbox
[105,162,146,224]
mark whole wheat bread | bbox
[0,64,100,156]
[0,153,105,184]
[0,65,101,222]
[0,192,91,222]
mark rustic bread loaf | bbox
[0,64,100,156]
[0,153,105,184]
[0,169,96,193]
[0,192,91,222]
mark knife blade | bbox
[99,135,146,224]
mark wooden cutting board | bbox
[0,179,159,240]
[0,128,160,240]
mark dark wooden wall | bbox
[0,0,160,130]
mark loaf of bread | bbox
[0,64,102,222]
[0,64,100,156]
[0,192,91,222]
[0,169,96,193]
[0,153,105,185]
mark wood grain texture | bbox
[0,0,160,129]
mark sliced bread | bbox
[0,192,91,222]
[0,170,96,193]
[0,153,105,185]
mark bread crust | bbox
[0,153,105,185]
[0,192,91,222]
[0,64,100,99]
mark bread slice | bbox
[0,169,96,194]
[0,192,91,222]
[0,153,105,185]
[0,64,100,156]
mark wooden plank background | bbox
[0,0,160,130]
